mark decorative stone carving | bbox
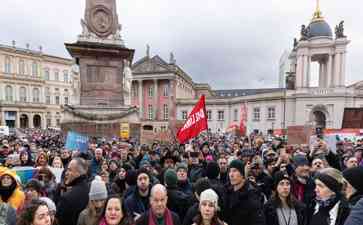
[133,61,169,73]
[123,59,132,105]
[335,21,346,39]
[78,0,124,45]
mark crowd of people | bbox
[1,128,363,225]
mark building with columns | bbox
[173,3,363,135]
[0,42,79,129]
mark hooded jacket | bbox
[0,167,25,210]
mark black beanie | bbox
[229,159,245,177]
[314,172,342,194]
[193,177,211,196]
[205,161,220,179]
[273,171,291,190]
[343,167,363,194]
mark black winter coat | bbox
[263,198,307,225]
[183,203,198,225]
[135,209,182,225]
[56,175,90,225]
[307,199,350,225]
[223,181,266,225]
[166,186,193,219]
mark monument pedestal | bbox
[62,105,140,138]
[61,0,141,138]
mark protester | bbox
[0,201,16,225]
[78,176,108,225]
[16,199,51,225]
[176,163,193,196]
[0,167,25,210]
[308,168,350,225]
[263,171,306,225]
[39,197,57,225]
[223,159,265,225]
[124,168,151,218]
[342,167,363,207]
[135,184,181,225]
[56,158,90,225]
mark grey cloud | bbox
[1,0,362,88]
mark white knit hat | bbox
[89,176,108,201]
[200,189,219,210]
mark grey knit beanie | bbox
[89,176,108,201]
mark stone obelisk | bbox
[62,0,140,138]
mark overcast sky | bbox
[1,0,362,89]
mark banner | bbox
[13,167,37,184]
[65,131,89,152]
[177,95,208,144]
[239,102,248,136]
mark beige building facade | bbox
[0,43,79,129]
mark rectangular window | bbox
[32,62,38,76]
[46,119,51,128]
[253,107,260,121]
[163,84,169,97]
[182,111,188,120]
[207,110,212,121]
[218,110,224,121]
[44,70,49,80]
[267,107,276,120]
[163,104,169,120]
[148,86,154,97]
[161,126,167,132]
[54,71,59,81]
[131,85,138,97]
[56,119,60,127]
[148,104,153,120]
[46,96,51,104]
[63,71,69,83]
[64,97,69,105]
[55,96,60,105]
[4,57,11,74]
[234,109,238,121]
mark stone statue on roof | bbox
[335,21,346,39]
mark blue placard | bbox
[65,131,89,152]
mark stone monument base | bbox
[61,105,141,138]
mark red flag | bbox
[240,102,248,136]
[177,95,208,144]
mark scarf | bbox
[316,194,340,209]
[148,208,174,225]
[0,181,17,202]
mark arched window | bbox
[32,61,38,76]
[4,56,11,73]
[19,59,25,75]
[5,85,13,101]
[19,87,27,102]
[44,68,50,80]
[32,88,40,103]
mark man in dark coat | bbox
[56,157,90,225]
[164,169,192,219]
[223,159,265,225]
[136,184,181,225]
[124,168,151,219]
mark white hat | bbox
[200,189,219,210]
[89,176,108,201]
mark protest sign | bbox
[65,131,89,152]
[12,166,37,184]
